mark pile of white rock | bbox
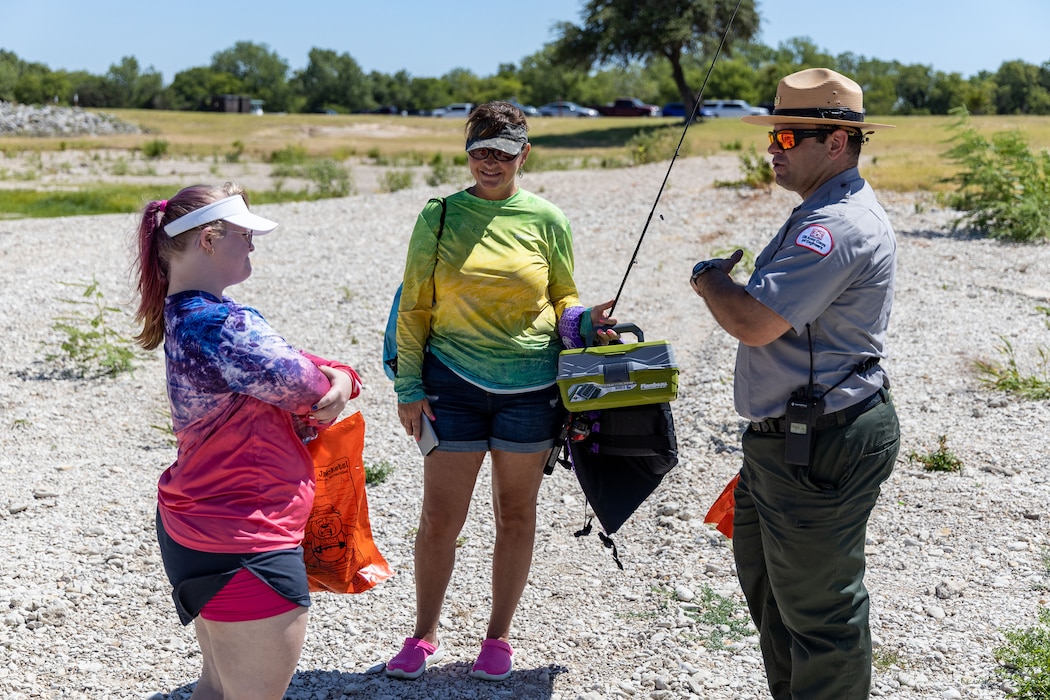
[0,101,140,136]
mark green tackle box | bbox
[557,324,678,411]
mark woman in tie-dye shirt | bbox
[385,102,615,682]
[132,183,361,700]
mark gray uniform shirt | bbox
[735,167,896,421]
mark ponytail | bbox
[132,183,245,350]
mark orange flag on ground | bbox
[704,472,740,539]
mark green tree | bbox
[849,57,899,115]
[927,71,968,114]
[473,63,527,106]
[370,69,414,111]
[0,49,23,102]
[13,62,72,105]
[167,67,242,111]
[960,73,997,114]
[294,48,371,113]
[105,56,163,108]
[439,67,482,104]
[515,46,592,106]
[405,76,454,113]
[995,59,1049,114]
[552,0,759,112]
[210,42,293,112]
[895,63,933,114]
[706,57,765,104]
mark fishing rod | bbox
[609,0,746,314]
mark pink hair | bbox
[132,183,246,350]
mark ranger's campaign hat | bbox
[741,68,893,131]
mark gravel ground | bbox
[1,154,1049,700]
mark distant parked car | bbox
[537,101,599,118]
[434,102,474,119]
[661,102,716,119]
[370,105,404,115]
[702,99,769,118]
[594,97,660,117]
[507,99,540,116]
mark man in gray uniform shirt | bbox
[690,68,900,700]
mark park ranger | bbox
[689,67,900,700]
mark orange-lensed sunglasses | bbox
[768,128,837,150]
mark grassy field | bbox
[1,109,1049,217]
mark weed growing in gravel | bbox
[46,277,139,378]
[714,146,773,190]
[425,153,463,186]
[684,584,753,649]
[226,140,245,163]
[974,337,1050,400]
[380,170,414,193]
[907,435,963,473]
[302,159,354,198]
[142,139,169,159]
[907,434,961,474]
[270,145,309,165]
[994,606,1050,699]
[1037,306,1050,329]
[627,126,687,165]
[365,460,394,485]
[150,411,177,447]
[872,648,902,671]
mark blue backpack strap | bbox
[382,197,446,380]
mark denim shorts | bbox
[423,352,566,454]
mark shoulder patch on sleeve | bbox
[795,224,834,256]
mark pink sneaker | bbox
[384,637,445,680]
[469,638,514,681]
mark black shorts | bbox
[155,511,311,625]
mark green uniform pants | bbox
[734,396,899,700]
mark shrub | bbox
[225,140,244,163]
[907,435,963,473]
[739,146,774,189]
[684,584,754,649]
[994,606,1050,698]
[627,126,687,165]
[302,159,354,198]
[269,145,309,165]
[425,153,461,186]
[975,336,1050,400]
[46,277,138,378]
[714,146,773,190]
[944,107,1050,242]
[380,170,414,193]
[365,460,393,485]
[142,139,169,159]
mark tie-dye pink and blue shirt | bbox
[394,189,583,403]
[159,290,359,554]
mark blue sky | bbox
[2,1,1047,83]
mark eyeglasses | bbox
[768,128,836,150]
[467,147,519,162]
[214,221,253,245]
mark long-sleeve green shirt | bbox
[394,189,580,403]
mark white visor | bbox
[163,195,279,237]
